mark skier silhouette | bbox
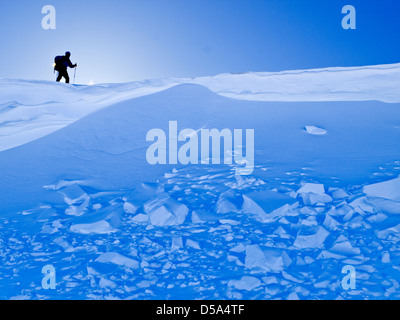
[54,51,77,83]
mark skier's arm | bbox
[67,59,77,68]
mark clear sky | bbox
[0,0,399,84]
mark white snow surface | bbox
[305,126,328,135]
[1,62,400,152]
[363,177,400,202]
[1,63,400,300]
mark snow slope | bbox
[1,64,400,300]
[1,62,400,152]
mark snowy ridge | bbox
[0,62,399,152]
[0,78,177,151]
[190,63,400,103]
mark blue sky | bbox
[0,0,399,84]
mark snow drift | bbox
[1,62,400,152]
[1,63,400,300]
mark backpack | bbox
[54,56,63,70]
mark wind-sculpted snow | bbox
[0,69,400,299]
[0,62,399,151]
[190,63,400,103]
[0,78,177,151]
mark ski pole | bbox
[74,66,77,84]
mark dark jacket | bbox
[55,56,74,71]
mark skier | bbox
[54,51,77,83]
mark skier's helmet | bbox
[65,51,71,58]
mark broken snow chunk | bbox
[245,244,291,273]
[65,197,90,216]
[58,184,90,206]
[301,216,318,227]
[358,265,376,274]
[229,276,262,291]
[186,239,201,250]
[331,189,350,200]
[305,126,327,135]
[346,215,369,229]
[70,220,116,234]
[296,256,306,266]
[44,179,86,191]
[348,197,375,214]
[317,250,346,260]
[95,252,139,269]
[92,203,102,210]
[124,202,138,214]
[382,252,391,263]
[262,276,279,285]
[287,292,300,300]
[99,278,117,289]
[273,226,291,239]
[366,213,388,224]
[363,177,400,201]
[216,198,237,214]
[293,227,329,249]
[343,209,355,221]
[245,245,268,272]
[242,190,296,223]
[191,211,204,224]
[131,213,148,223]
[367,197,400,214]
[323,215,341,230]
[288,191,298,198]
[329,203,355,217]
[299,206,317,215]
[242,195,268,221]
[54,237,73,252]
[328,236,361,256]
[377,223,400,239]
[144,194,189,226]
[219,219,240,226]
[171,236,183,251]
[269,204,299,220]
[55,183,91,216]
[216,190,241,214]
[279,217,290,224]
[124,183,159,209]
[229,243,246,253]
[297,183,325,195]
[304,256,315,264]
[41,224,59,234]
[137,280,152,289]
[301,193,333,206]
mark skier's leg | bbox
[64,72,70,84]
[56,71,62,82]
